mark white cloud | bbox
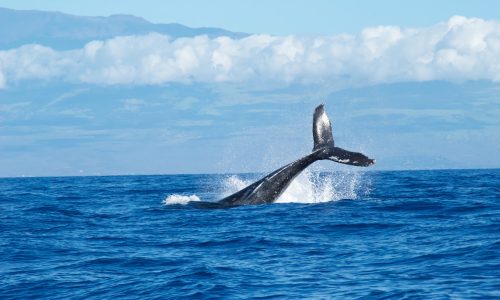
[174,96,199,110]
[45,88,89,108]
[0,102,31,113]
[0,71,5,88]
[58,108,94,119]
[122,98,147,112]
[1,16,500,88]
[176,119,213,127]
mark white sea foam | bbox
[163,194,200,205]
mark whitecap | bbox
[163,194,200,205]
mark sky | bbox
[1,0,500,35]
[0,2,499,177]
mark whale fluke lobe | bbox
[313,104,334,151]
[213,104,375,207]
[329,147,376,167]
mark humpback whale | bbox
[194,104,374,208]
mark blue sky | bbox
[0,2,499,177]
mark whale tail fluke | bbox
[312,104,375,167]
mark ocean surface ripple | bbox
[1,169,499,299]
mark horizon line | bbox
[1,167,498,180]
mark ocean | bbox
[0,169,499,299]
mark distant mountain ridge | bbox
[0,7,247,50]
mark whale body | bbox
[194,104,374,208]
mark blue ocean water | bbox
[0,169,499,299]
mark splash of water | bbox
[219,170,364,204]
[219,175,253,198]
[163,171,366,205]
[163,194,200,205]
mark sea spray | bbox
[276,170,362,203]
[163,171,365,205]
[163,194,200,205]
[217,170,364,204]
[220,175,252,198]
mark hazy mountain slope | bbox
[0,7,246,50]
